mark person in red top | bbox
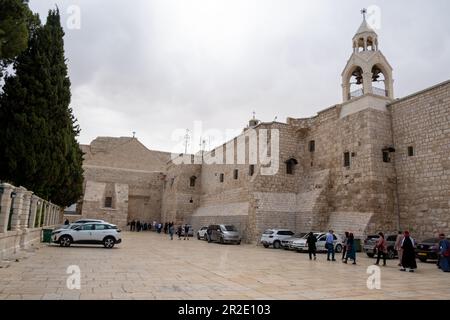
[375,232,387,266]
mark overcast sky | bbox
[28,0,450,153]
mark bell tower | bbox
[341,9,394,103]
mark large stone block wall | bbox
[390,80,450,239]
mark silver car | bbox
[206,224,241,245]
[292,232,343,253]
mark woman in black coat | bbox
[400,231,417,272]
[306,232,317,260]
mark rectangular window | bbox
[344,152,350,167]
[408,146,414,157]
[249,165,255,176]
[233,169,238,180]
[382,151,390,163]
[104,197,112,208]
[309,140,315,152]
[219,173,224,183]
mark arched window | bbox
[189,176,197,187]
[371,65,387,97]
[349,66,364,99]
[285,158,298,175]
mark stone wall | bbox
[0,183,61,260]
[390,80,450,239]
[79,137,169,227]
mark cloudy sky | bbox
[29,0,450,153]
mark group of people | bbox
[128,220,154,232]
[305,229,450,273]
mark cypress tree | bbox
[0,8,83,206]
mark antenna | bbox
[183,129,190,154]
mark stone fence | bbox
[0,182,62,260]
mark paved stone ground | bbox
[0,231,449,300]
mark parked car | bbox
[291,232,343,253]
[281,232,308,250]
[363,234,397,259]
[260,229,295,249]
[52,222,122,248]
[197,226,208,240]
[415,238,446,262]
[206,224,241,244]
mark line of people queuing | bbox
[305,230,450,273]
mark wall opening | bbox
[343,152,351,167]
[309,140,315,152]
[233,169,238,180]
[408,146,414,157]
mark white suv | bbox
[52,222,122,248]
[260,229,295,249]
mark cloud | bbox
[28,0,450,152]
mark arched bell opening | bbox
[371,65,388,97]
[348,66,364,99]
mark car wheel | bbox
[220,237,224,244]
[418,257,427,263]
[59,235,71,247]
[273,241,281,249]
[335,244,342,253]
[263,244,269,248]
[103,237,115,249]
[387,249,396,259]
[366,253,375,258]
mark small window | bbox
[309,140,315,152]
[344,152,350,167]
[95,224,107,230]
[408,146,414,157]
[104,197,112,208]
[189,176,196,187]
[233,169,238,180]
[382,151,390,163]
[286,158,298,175]
[249,165,255,176]
[191,154,195,164]
[81,224,94,231]
[219,173,224,183]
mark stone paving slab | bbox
[0,231,449,300]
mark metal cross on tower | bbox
[361,8,367,20]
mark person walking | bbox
[306,232,317,260]
[184,224,190,240]
[400,231,417,272]
[438,233,450,272]
[136,220,141,232]
[394,231,404,267]
[169,223,174,240]
[343,233,356,264]
[177,225,183,240]
[64,219,70,225]
[325,230,336,261]
[341,231,349,261]
[130,219,136,232]
[375,232,387,266]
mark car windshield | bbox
[222,225,237,232]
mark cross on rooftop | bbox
[361,8,367,20]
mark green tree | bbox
[0,9,83,206]
[0,0,36,78]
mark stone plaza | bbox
[0,231,449,300]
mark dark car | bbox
[363,234,398,259]
[415,238,443,262]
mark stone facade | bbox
[78,16,450,243]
